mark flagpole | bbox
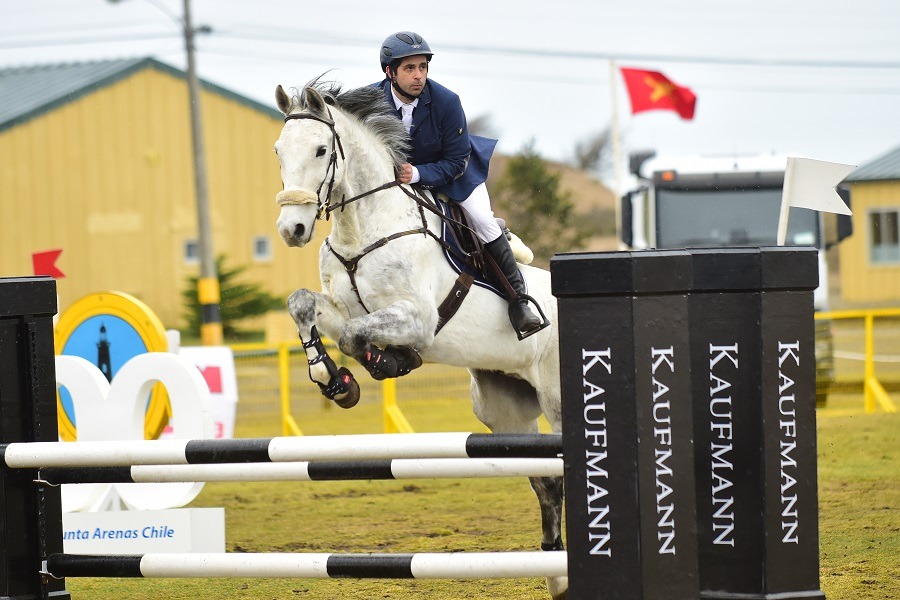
[609,59,624,248]
[776,157,795,246]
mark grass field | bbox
[64,393,898,599]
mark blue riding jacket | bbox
[374,78,496,202]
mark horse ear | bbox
[304,87,328,116]
[275,85,292,115]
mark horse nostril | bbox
[293,224,306,240]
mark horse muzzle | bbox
[276,190,321,247]
[277,205,318,247]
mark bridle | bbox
[276,109,346,221]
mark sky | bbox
[3,0,900,190]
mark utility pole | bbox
[109,0,222,345]
[181,0,222,345]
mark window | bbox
[184,239,199,264]
[253,236,272,262]
[869,209,900,264]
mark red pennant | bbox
[620,67,696,120]
[32,249,66,279]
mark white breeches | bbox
[458,183,502,243]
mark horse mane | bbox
[289,75,410,168]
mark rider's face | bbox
[389,56,429,98]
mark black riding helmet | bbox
[380,31,433,72]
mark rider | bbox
[375,31,544,338]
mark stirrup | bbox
[511,293,551,341]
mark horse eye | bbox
[316,146,327,158]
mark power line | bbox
[212,30,900,71]
[4,26,900,72]
[0,31,181,49]
[197,46,900,96]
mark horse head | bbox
[273,84,344,247]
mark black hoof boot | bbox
[386,345,423,377]
[318,367,360,408]
[362,345,398,380]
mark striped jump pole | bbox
[1,432,562,469]
[44,551,568,580]
[36,458,564,484]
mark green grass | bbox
[817,395,900,599]
[64,393,898,599]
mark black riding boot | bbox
[484,235,543,337]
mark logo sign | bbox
[62,508,225,554]
[55,353,214,512]
[55,292,171,440]
[167,346,239,440]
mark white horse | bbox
[273,80,567,600]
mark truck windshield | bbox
[655,188,821,248]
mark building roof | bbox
[845,144,900,183]
[0,57,280,134]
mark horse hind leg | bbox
[288,289,361,408]
[470,369,568,600]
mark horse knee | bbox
[337,329,367,359]
[287,289,317,325]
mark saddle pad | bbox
[436,198,507,299]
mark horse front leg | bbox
[287,289,361,408]
[336,300,428,381]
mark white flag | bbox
[777,157,855,245]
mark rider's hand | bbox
[397,163,414,184]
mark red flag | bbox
[620,67,696,120]
[32,249,66,279]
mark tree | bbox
[182,255,283,340]
[572,127,614,180]
[490,140,592,266]
[467,113,498,138]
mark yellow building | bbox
[0,58,326,338]
[840,145,900,305]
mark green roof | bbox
[845,144,900,183]
[0,57,281,134]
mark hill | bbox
[487,153,619,253]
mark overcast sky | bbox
[3,0,900,188]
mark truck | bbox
[620,152,853,405]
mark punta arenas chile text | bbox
[778,341,801,544]
[582,348,613,556]
[708,344,738,547]
[651,347,677,555]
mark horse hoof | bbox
[320,367,360,408]
[548,576,568,600]
[333,378,361,409]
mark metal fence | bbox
[227,309,900,438]
[230,341,473,438]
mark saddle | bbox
[432,195,549,338]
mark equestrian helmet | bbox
[380,31,433,70]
